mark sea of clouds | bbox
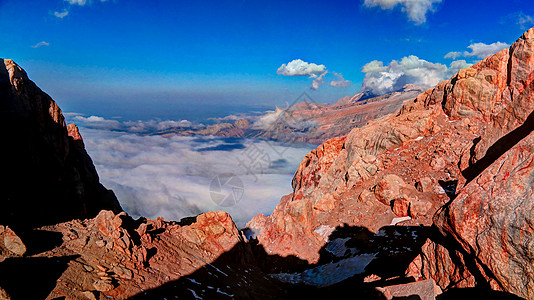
[71,115,313,227]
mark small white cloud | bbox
[54,9,69,18]
[517,12,534,29]
[361,55,472,95]
[31,41,50,48]
[329,72,351,88]
[447,60,471,76]
[277,59,326,77]
[363,0,442,25]
[445,42,509,59]
[74,115,121,130]
[444,51,462,59]
[277,59,351,90]
[502,12,534,30]
[464,42,509,59]
[311,71,328,90]
[65,0,87,5]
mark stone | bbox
[374,174,409,206]
[0,286,10,300]
[391,198,410,217]
[409,27,534,299]
[415,177,433,193]
[3,227,26,256]
[93,280,114,292]
[81,291,97,300]
[381,279,441,300]
[113,266,133,280]
[409,200,432,218]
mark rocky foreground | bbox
[2,27,534,299]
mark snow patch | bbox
[390,216,411,225]
[313,225,335,242]
[272,253,377,287]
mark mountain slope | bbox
[0,59,122,229]
[247,27,534,299]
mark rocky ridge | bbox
[153,85,426,145]
[247,27,534,298]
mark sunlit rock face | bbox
[410,27,534,299]
[249,27,534,299]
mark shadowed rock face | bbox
[248,27,534,298]
[0,59,121,229]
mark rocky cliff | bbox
[0,59,122,229]
[408,27,534,299]
[248,27,534,298]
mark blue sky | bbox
[1,0,533,120]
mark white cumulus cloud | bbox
[361,55,471,95]
[445,42,509,59]
[363,0,442,25]
[277,59,326,77]
[277,59,351,90]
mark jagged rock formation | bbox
[406,27,534,299]
[38,210,245,299]
[247,87,464,263]
[248,27,534,299]
[0,59,121,229]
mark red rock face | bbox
[249,27,534,299]
[40,210,244,299]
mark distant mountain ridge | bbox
[154,84,427,145]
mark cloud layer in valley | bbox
[70,114,193,133]
[72,116,312,227]
[361,55,471,95]
[363,0,442,25]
